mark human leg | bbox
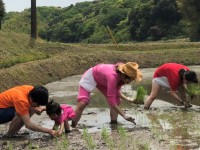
[0,108,15,124]
[72,86,90,127]
[7,108,35,136]
[7,115,24,136]
[110,107,118,124]
[144,83,161,109]
[72,101,87,127]
[64,121,71,133]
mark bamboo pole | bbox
[106,25,120,51]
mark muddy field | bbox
[0,67,200,150]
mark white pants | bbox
[152,77,170,89]
[79,68,97,92]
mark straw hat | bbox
[117,62,142,81]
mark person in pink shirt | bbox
[46,100,75,135]
[144,63,198,109]
[72,62,142,127]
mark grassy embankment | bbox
[0,31,200,92]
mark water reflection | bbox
[146,109,200,149]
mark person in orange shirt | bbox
[0,85,57,137]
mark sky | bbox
[3,0,94,12]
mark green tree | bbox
[176,0,200,41]
[0,0,5,30]
[99,8,128,29]
[128,1,152,41]
[128,0,182,41]
[149,0,181,40]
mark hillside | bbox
[0,31,200,92]
[2,0,188,43]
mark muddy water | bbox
[44,66,200,149]
[1,66,200,149]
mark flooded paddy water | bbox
[1,66,200,150]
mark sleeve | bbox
[106,75,120,106]
[14,99,30,116]
[59,105,76,123]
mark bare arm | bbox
[112,104,136,124]
[170,89,184,104]
[21,114,56,136]
[57,122,65,136]
[34,106,46,115]
[119,92,133,102]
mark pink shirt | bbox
[54,104,75,124]
[92,64,124,106]
[153,63,189,91]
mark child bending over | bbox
[46,100,75,136]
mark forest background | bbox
[1,0,200,43]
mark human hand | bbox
[184,102,192,109]
[34,106,45,115]
[126,97,135,103]
[123,115,136,125]
[49,129,58,137]
[190,94,197,100]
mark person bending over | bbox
[46,100,75,136]
[0,85,57,137]
[144,63,198,109]
[72,62,142,127]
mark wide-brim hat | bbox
[117,62,142,81]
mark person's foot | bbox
[184,103,192,109]
[65,130,71,134]
[71,120,77,128]
[109,120,118,124]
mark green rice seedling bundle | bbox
[134,86,147,104]
[186,84,200,96]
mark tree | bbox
[176,0,200,41]
[31,0,37,38]
[0,0,5,30]
[128,0,182,41]
[149,0,181,40]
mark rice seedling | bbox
[117,125,127,140]
[134,86,147,104]
[101,127,114,149]
[117,125,129,149]
[186,83,200,96]
[150,126,164,142]
[28,142,39,150]
[61,134,69,149]
[55,137,62,150]
[8,141,14,150]
[142,142,150,150]
[135,140,150,150]
[83,128,96,149]
[55,135,69,150]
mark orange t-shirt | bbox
[0,85,34,116]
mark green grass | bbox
[1,30,200,92]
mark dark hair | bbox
[179,69,186,81]
[29,86,49,105]
[179,69,198,83]
[184,70,198,83]
[46,100,61,116]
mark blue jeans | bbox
[0,107,15,124]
